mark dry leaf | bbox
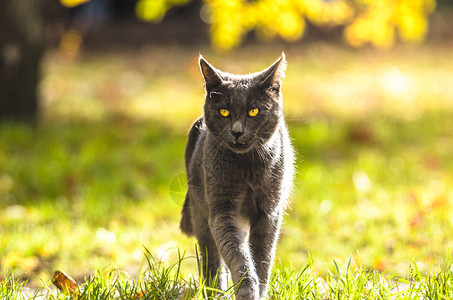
[53,270,78,295]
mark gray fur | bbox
[180,54,294,299]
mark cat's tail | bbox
[180,194,193,236]
[180,117,203,236]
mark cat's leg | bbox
[193,218,227,291]
[249,209,282,297]
[209,211,260,300]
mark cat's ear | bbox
[199,55,223,89]
[258,53,287,91]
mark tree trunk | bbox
[0,0,43,121]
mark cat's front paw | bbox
[235,277,260,300]
[235,288,259,300]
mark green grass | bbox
[1,43,453,296]
[2,113,452,283]
[3,250,453,299]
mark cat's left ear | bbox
[258,53,287,91]
[199,55,223,89]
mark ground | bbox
[1,42,453,294]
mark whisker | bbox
[213,140,225,158]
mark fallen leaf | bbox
[53,270,78,295]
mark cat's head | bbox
[199,54,287,154]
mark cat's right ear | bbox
[199,55,223,89]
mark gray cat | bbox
[180,54,294,299]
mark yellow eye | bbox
[248,108,259,117]
[219,109,230,117]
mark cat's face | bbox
[199,55,286,154]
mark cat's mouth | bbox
[228,141,251,152]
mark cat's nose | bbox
[231,121,244,140]
[231,130,243,140]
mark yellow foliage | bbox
[303,0,353,26]
[203,0,435,50]
[397,10,428,42]
[59,0,436,50]
[344,0,436,48]
[136,0,191,22]
[277,11,305,41]
[60,0,89,8]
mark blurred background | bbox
[1,0,453,285]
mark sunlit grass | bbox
[2,43,453,293]
[4,251,453,299]
[1,112,452,288]
[41,43,453,124]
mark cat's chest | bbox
[215,150,268,180]
[203,141,283,189]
